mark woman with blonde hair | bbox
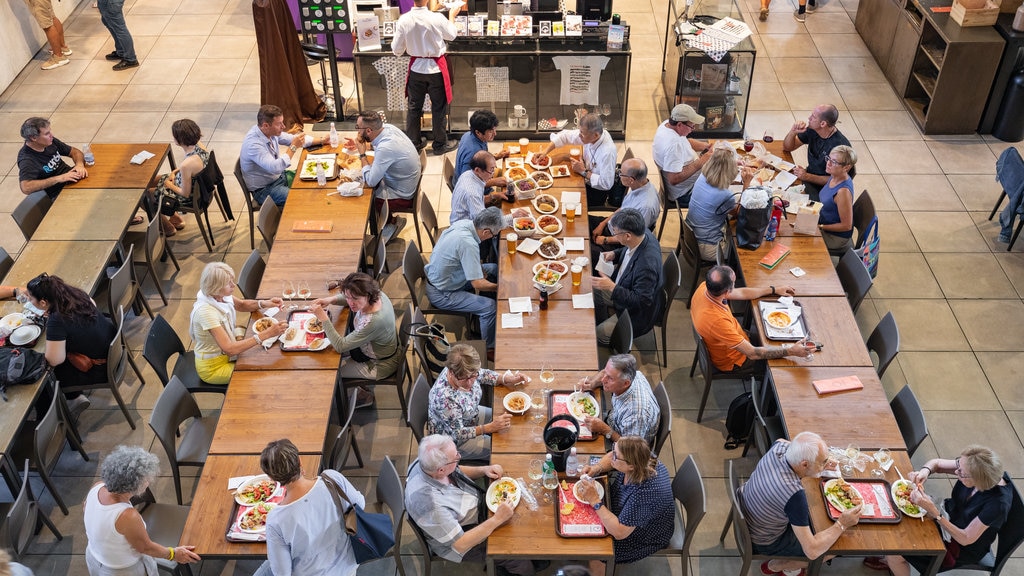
[818,144,857,256]
[686,146,754,260]
[189,262,286,384]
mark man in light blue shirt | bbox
[352,110,422,241]
[239,104,322,206]
[451,151,505,223]
[590,158,661,251]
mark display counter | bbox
[353,34,631,138]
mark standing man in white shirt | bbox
[652,104,711,209]
[535,113,618,208]
[392,0,462,156]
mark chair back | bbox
[143,314,187,386]
[836,247,872,313]
[890,385,928,457]
[371,234,387,280]
[653,381,672,456]
[407,513,439,576]
[238,249,266,300]
[149,376,203,471]
[610,309,633,356]
[443,155,456,192]
[852,191,876,250]
[371,196,390,238]
[257,199,281,249]
[417,193,443,247]
[673,455,706,563]
[12,191,51,241]
[621,146,634,164]
[867,311,899,379]
[34,387,66,480]
[326,388,359,471]
[234,158,258,250]
[681,220,702,270]
[107,306,130,386]
[107,245,136,320]
[192,149,223,210]
[143,209,162,264]
[4,459,61,559]
[376,456,406,555]
[419,148,428,171]
[408,373,431,442]
[694,329,716,381]
[403,242,430,310]
[0,246,12,281]
[749,377,773,455]
[992,475,1024,575]
[726,459,755,560]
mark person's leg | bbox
[759,0,770,20]
[253,174,291,207]
[794,0,807,21]
[426,286,497,348]
[585,183,607,208]
[98,0,137,62]
[698,242,718,262]
[406,72,428,148]
[426,72,449,151]
[44,22,64,55]
[596,313,617,345]
[338,358,378,379]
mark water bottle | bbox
[316,163,326,187]
[539,289,548,310]
[542,454,558,490]
[329,122,339,148]
[83,144,95,167]
[765,216,779,242]
[565,447,579,478]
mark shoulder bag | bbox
[855,216,879,278]
[320,472,395,564]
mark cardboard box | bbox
[951,0,1000,26]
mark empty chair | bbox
[598,309,632,368]
[370,456,407,576]
[149,376,219,504]
[681,220,716,307]
[324,388,364,471]
[694,329,762,423]
[234,158,259,250]
[3,459,63,559]
[12,191,51,241]
[744,376,787,457]
[257,199,281,250]
[390,173,424,247]
[652,381,672,457]
[340,302,415,420]
[852,190,876,250]
[867,311,900,379]
[657,171,686,240]
[133,488,194,576]
[836,247,872,313]
[0,246,13,280]
[407,373,431,442]
[890,384,928,457]
[130,212,180,306]
[656,455,705,576]
[237,249,266,301]
[417,193,447,247]
[103,243,154,322]
[142,314,225,395]
[654,251,682,367]
[443,155,456,192]
[61,306,138,429]
[955,475,1024,576]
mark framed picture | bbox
[700,63,728,92]
[382,21,395,36]
[539,20,551,36]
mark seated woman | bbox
[149,119,209,237]
[867,445,1012,576]
[83,445,201,575]
[190,262,286,385]
[309,273,400,409]
[686,146,752,261]
[254,438,366,576]
[818,145,857,257]
[426,344,528,460]
[24,273,117,417]
[577,436,675,569]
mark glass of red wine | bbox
[763,128,775,143]
[743,137,754,153]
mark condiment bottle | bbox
[539,289,549,310]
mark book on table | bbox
[812,375,864,395]
[759,243,791,269]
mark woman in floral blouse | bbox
[426,344,529,460]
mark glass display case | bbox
[662,0,755,139]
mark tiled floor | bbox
[2,0,1023,574]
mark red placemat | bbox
[555,479,607,537]
[821,479,900,523]
[225,487,288,542]
[281,311,327,351]
[549,391,599,440]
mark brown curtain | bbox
[252,0,326,129]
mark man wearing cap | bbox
[783,104,851,201]
[652,104,711,208]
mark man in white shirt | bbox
[392,0,461,156]
[451,151,505,224]
[652,104,711,208]
[536,113,618,208]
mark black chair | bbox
[237,249,266,301]
[652,381,671,456]
[233,158,259,250]
[836,247,872,314]
[956,474,1024,576]
[402,242,473,335]
[323,388,364,471]
[988,147,1024,252]
[852,191,876,250]
[12,191,51,241]
[443,155,456,193]
[417,193,447,248]
[657,171,686,240]
[744,376,786,457]
[2,459,63,559]
[890,384,928,457]
[408,514,442,576]
[654,251,682,367]
[0,246,14,280]
[656,455,705,576]
[130,212,180,306]
[407,373,431,442]
[257,199,281,250]
[867,311,900,379]
[132,488,194,576]
[681,220,717,307]
[181,150,230,252]
[693,329,761,423]
[142,314,225,395]
[370,456,408,576]
[362,200,389,276]
[598,309,632,368]
[149,376,219,504]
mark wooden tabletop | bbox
[770,366,905,450]
[208,370,336,455]
[31,189,142,241]
[289,147,367,190]
[753,297,873,368]
[255,240,363,301]
[234,308,348,372]
[733,235,844,297]
[4,240,116,295]
[179,453,321,557]
[63,143,172,190]
[493,298,598,370]
[802,450,944,576]
[500,144,587,189]
[273,191,373,242]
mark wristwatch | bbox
[604,431,613,440]
[592,502,603,511]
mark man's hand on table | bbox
[494,149,510,160]
[482,464,504,479]
[584,417,611,437]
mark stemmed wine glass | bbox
[282,281,296,300]
[763,128,775,143]
[802,329,816,363]
[684,68,694,91]
[296,281,311,300]
[539,363,555,385]
[528,458,544,489]
[531,389,546,422]
[743,133,754,153]
[693,70,702,92]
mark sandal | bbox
[168,214,186,230]
[863,557,889,571]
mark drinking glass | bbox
[528,458,544,488]
[684,68,694,90]
[506,232,518,255]
[841,444,860,476]
[531,425,544,444]
[763,128,775,143]
[539,363,555,385]
[282,281,296,300]
[571,265,583,286]
[872,449,892,478]
[802,330,816,363]
[743,135,754,153]
[531,390,546,421]
[296,281,312,300]
[693,70,702,90]
[565,202,577,223]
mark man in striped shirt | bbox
[576,354,660,448]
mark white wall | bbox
[0,0,84,92]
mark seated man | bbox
[352,110,422,241]
[652,104,710,208]
[591,158,661,251]
[782,104,851,201]
[740,432,862,576]
[535,113,618,208]
[240,104,323,207]
[455,110,509,184]
[593,209,664,345]
[575,354,660,446]
[451,151,506,223]
[691,265,812,373]
[425,207,504,356]
[18,117,87,198]
[405,435,540,576]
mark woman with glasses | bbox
[576,436,674,569]
[865,445,1012,576]
[686,145,754,261]
[817,144,857,257]
[426,343,529,460]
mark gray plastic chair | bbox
[3,459,63,559]
[744,376,787,457]
[341,302,414,420]
[681,220,716,307]
[237,249,265,301]
[233,158,259,250]
[133,488,194,576]
[60,306,138,429]
[867,311,900,379]
[142,314,224,395]
[324,388,364,471]
[0,246,14,281]
[130,212,180,306]
[402,242,473,334]
[653,381,672,457]
[417,193,447,247]
[598,309,632,369]
[852,190,876,250]
[149,376,219,504]
[373,456,408,576]
[836,247,872,314]
[657,455,705,576]
[407,373,431,442]
[12,191,51,241]
[442,155,456,193]
[654,251,682,367]
[257,199,281,250]
[890,384,928,457]
[694,329,761,423]
[657,170,686,240]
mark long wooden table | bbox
[753,296,873,368]
[4,240,117,295]
[254,240,363,302]
[734,235,844,297]
[63,143,173,190]
[493,298,598,370]
[31,189,143,241]
[271,191,373,242]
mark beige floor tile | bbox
[809,33,871,59]
[834,82,903,111]
[184,58,246,85]
[1,83,73,113]
[130,0,183,15]
[58,84,129,115]
[225,83,261,113]
[970,209,1015,251]
[867,141,940,174]
[128,57,194,85]
[994,252,1024,298]
[742,110,798,144]
[896,352,1001,410]
[95,34,159,62]
[904,211,990,252]
[947,174,1003,213]
[177,0,229,14]
[850,110,924,141]
[867,252,943,299]
[821,57,886,84]
[113,82,176,112]
[926,141,998,175]
[162,13,217,35]
[884,174,964,212]
[46,111,107,144]
[215,11,256,36]
[872,298,970,351]
[198,36,256,60]
[926,252,1018,300]
[123,14,173,36]
[769,57,830,84]
[748,82,790,110]
[875,210,920,252]
[779,82,845,112]
[17,58,91,86]
[0,143,24,177]
[753,58,779,83]
[928,411,1024,478]
[977,352,1024,410]
[846,139,877,174]
[851,175,895,210]
[804,11,856,34]
[147,35,207,59]
[94,111,164,142]
[61,34,110,61]
[760,34,820,58]
[76,58,140,85]
[168,83,234,112]
[950,299,1024,352]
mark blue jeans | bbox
[98,0,136,61]
[425,264,497,348]
[253,173,290,207]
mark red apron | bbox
[405,54,453,103]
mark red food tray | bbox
[280,311,328,352]
[820,478,900,523]
[555,478,608,538]
[548,391,601,441]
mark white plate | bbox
[549,165,572,178]
[505,165,529,181]
[536,215,563,236]
[891,479,927,518]
[1,313,26,331]
[532,261,569,276]
[512,216,537,238]
[486,477,522,512]
[532,194,559,215]
[526,151,553,171]
[238,501,277,533]
[502,391,531,414]
[234,475,282,506]
[823,479,863,511]
[530,171,553,189]
[9,325,41,346]
[280,326,307,348]
[537,238,565,260]
[572,479,605,503]
[304,317,326,334]
[565,391,599,420]
[513,177,540,195]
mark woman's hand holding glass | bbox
[309,302,330,321]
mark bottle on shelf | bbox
[542,454,558,490]
[83,144,95,167]
[565,447,579,477]
[329,122,339,148]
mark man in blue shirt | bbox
[455,110,510,184]
[352,110,422,242]
[240,105,325,206]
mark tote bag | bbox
[855,216,879,278]
[321,473,395,564]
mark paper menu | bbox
[356,15,381,51]
[773,170,798,190]
[812,375,864,395]
[501,313,524,329]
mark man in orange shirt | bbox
[691,265,812,373]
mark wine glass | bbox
[539,363,555,385]
[601,103,611,117]
[693,70,702,91]
[763,128,775,143]
[743,133,754,153]
[296,281,312,300]
[872,449,892,478]
[531,390,546,422]
[842,444,860,476]
[282,281,296,300]
[528,458,544,489]
[684,68,694,90]
[802,329,816,363]
[531,425,544,444]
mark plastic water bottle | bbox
[329,122,339,148]
[565,447,579,478]
[542,454,558,490]
[765,216,779,242]
[315,163,326,187]
[83,144,95,166]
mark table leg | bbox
[0,454,17,496]
[920,550,944,576]
[806,556,825,576]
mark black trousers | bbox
[406,70,448,151]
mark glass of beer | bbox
[565,202,577,223]
[506,232,518,255]
[569,147,581,160]
[571,264,583,286]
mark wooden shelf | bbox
[919,43,945,68]
[912,70,937,97]
[904,97,928,127]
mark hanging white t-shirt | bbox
[551,55,610,106]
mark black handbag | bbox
[159,194,181,216]
[321,473,395,564]
[735,187,774,250]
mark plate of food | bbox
[550,165,572,178]
[526,152,551,170]
[823,478,863,511]
[764,309,797,329]
[486,477,521,513]
[891,479,927,518]
[514,177,539,193]
[566,391,599,420]
[537,215,563,236]
[281,326,305,348]
[299,155,338,181]
[513,217,537,238]
[532,261,569,276]
[506,166,529,181]
[572,479,605,503]
[538,236,565,259]
[252,317,281,347]
[239,501,277,533]
[503,391,531,415]
[532,194,559,214]
[506,158,524,168]
[234,475,281,506]
[531,171,553,189]
[304,317,325,334]
[533,266,563,288]
[1,313,25,331]
[308,337,330,351]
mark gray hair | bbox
[606,354,637,382]
[418,434,454,472]
[785,431,825,468]
[20,117,50,140]
[199,262,235,297]
[621,158,647,181]
[473,206,505,235]
[579,113,604,136]
[609,208,646,236]
[101,445,160,495]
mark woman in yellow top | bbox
[190,262,287,384]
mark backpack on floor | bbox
[0,347,47,401]
[724,391,755,450]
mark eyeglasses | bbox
[441,455,461,468]
[453,370,480,383]
[955,457,971,480]
[826,157,847,166]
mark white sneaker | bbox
[41,54,70,70]
[793,9,806,22]
[61,46,73,56]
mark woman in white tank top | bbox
[83,446,202,575]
